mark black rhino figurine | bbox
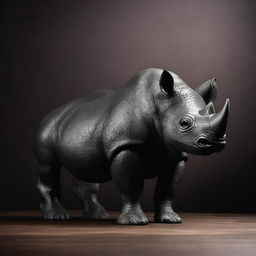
[34,68,230,225]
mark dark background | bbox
[1,0,256,213]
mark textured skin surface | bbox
[34,68,230,224]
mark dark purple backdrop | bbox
[2,0,256,212]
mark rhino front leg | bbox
[73,180,109,220]
[111,150,148,225]
[154,159,186,223]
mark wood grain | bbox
[1,211,256,256]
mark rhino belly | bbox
[56,132,111,182]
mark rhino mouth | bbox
[214,135,227,145]
[197,135,226,148]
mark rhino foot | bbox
[117,205,148,225]
[73,183,109,220]
[83,201,110,220]
[154,211,182,223]
[40,198,70,220]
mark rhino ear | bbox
[196,78,217,103]
[160,70,174,96]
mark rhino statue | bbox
[34,68,230,225]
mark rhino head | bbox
[155,70,230,155]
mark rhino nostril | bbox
[197,137,212,148]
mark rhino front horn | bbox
[210,99,230,138]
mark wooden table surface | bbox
[1,211,256,256]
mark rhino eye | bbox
[179,116,194,131]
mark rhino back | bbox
[35,90,115,182]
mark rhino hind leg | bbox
[36,161,70,220]
[73,180,109,220]
[111,150,148,225]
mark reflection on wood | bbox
[1,211,256,256]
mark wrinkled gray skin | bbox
[35,68,230,225]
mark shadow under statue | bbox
[34,68,230,225]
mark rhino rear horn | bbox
[196,78,217,103]
[160,70,174,96]
[200,101,216,115]
[210,99,230,137]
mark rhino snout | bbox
[197,134,227,149]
